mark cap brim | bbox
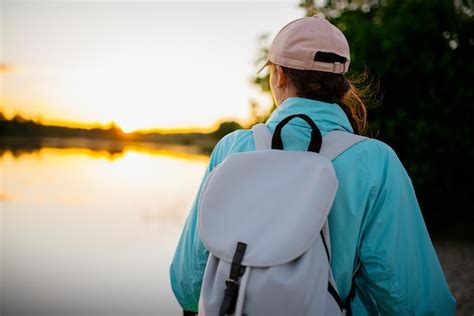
[256,59,270,75]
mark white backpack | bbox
[197,114,367,316]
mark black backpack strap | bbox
[271,114,323,153]
[219,242,247,316]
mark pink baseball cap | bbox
[256,16,350,75]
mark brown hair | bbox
[279,65,376,135]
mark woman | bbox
[170,16,456,315]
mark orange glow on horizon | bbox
[0,108,249,135]
[0,64,15,73]
[1,1,301,140]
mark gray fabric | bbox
[199,150,338,266]
[320,130,368,160]
[198,123,366,315]
[199,231,335,315]
[251,123,272,151]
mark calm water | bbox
[0,145,209,316]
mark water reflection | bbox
[0,136,209,162]
[1,144,208,316]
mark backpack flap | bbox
[198,149,338,267]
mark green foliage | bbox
[333,0,473,239]
[211,121,243,141]
[252,0,474,239]
[249,34,276,124]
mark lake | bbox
[1,144,472,315]
[1,145,209,315]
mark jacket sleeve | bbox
[169,138,227,312]
[354,143,456,315]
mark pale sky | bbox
[0,0,306,132]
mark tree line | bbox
[0,112,243,154]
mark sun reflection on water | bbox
[0,145,208,315]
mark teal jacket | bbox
[170,97,456,315]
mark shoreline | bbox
[0,135,211,158]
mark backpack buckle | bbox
[225,278,238,286]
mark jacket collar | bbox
[265,97,353,134]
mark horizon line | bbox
[0,110,248,135]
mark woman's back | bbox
[171,16,455,315]
[170,96,456,315]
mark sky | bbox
[0,0,306,132]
